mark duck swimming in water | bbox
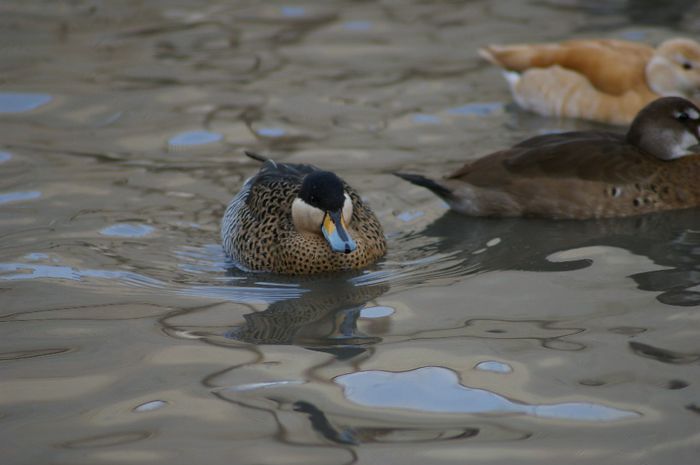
[480,38,700,125]
[395,97,700,219]
[221,152,386,274]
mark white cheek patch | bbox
[342,193,353,225]
[291,198,325,234]
[669,130,699,159]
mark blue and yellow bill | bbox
[322,210,357,254]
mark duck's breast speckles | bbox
[274,197,386,275]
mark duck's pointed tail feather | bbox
[244,151,269,163]
[478,46,500,65]
[394,172,453,198]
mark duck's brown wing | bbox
[448,134,663,186]
[510,131,623,149]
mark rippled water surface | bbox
[2,1,700,464]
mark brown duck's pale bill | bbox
[322,210,357,254]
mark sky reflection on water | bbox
[0,191,41,205]
[336,367,640,422]
[0,92,52,113]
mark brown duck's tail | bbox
[393,172,453,199]
[245,151,269,163]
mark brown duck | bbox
[395,97,700,219]
[222,152,386,274]
[480,38,700,125]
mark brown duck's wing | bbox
[449,133,663,187]
[566,39,652,58]
[482,39,652,95]
[511,131,623,149]
[557,40,652,95]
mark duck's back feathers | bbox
[245,151,322,191]
[240,152,325,221]
[449,133,661,187]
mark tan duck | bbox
[395,97,700,219]
[480,38,700,125]
[221,152,386,274]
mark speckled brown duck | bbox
[221,152,386,274]
[480,38,700,125]
[395,97,700,219]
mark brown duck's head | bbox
[648,38,700,98]
[627,96,700,160]
[291,171,357,254]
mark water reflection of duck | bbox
[227,276,389,357]
[480,38,700,125]
[419,208,700,305]
[396,97,700,219]
[221,151,386,274]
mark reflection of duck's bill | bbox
[322,210,357,253]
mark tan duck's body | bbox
[480,38,700,125]
[222,153,386,275]
[395,97,700,220]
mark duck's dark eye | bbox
[683,62,693,70]
[677,112,690,121]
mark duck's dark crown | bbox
[298,171,346,211]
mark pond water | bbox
[2,1,699,464]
